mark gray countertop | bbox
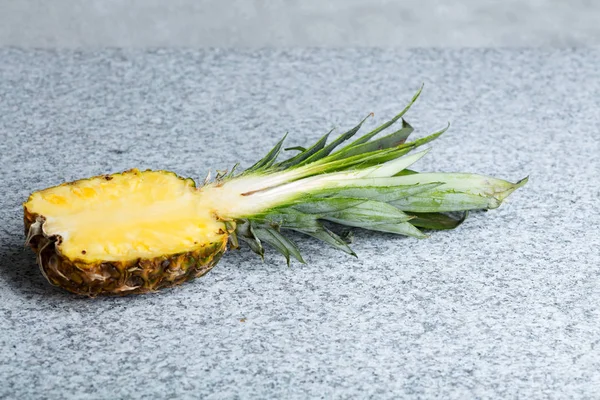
[1,49,599,399]
[2,1,600,47]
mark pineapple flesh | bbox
[24,87,527,296]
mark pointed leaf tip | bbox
[494,176,529,202]
[516,176,529,186]
[246,133,288,172]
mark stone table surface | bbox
[0,49,599,399]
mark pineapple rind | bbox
[24,208,227,296]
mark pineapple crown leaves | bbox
[242,84,426,176]
[220,85,528,264]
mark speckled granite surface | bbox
[3,1,600,47]
[0,49,599,399]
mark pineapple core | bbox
[24,170,226,262]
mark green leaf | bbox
[236,221,265,259]
[408,212,469,230]
[361,149,429,178]
[292,198,367,214]
[269,229,305,264]
[394,168,419,176]
[228,230,240,249]
[297,114,372,166]
[328,119,413,161]
[245,133,288,173]
[276,129,332,169]
[300,146,408,176]
[392,191,499,212]
[225,163,240,179]
[253,227,290,265]
[284,146,307,153]
[239,235,264,259]
[341,84,423,149]
[302,124,447,176]
[322,200,413,227]
[251,209,321,232]
[366,221,427,238]
[389,172,527,205]
[298,225,357,256]
[253,227,306,265]
[309,182,443,203]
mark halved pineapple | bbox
[24,170,229,295]
[24,87,527,296]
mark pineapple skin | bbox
[24,207,228,297]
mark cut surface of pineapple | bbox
[24,169,227,263]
